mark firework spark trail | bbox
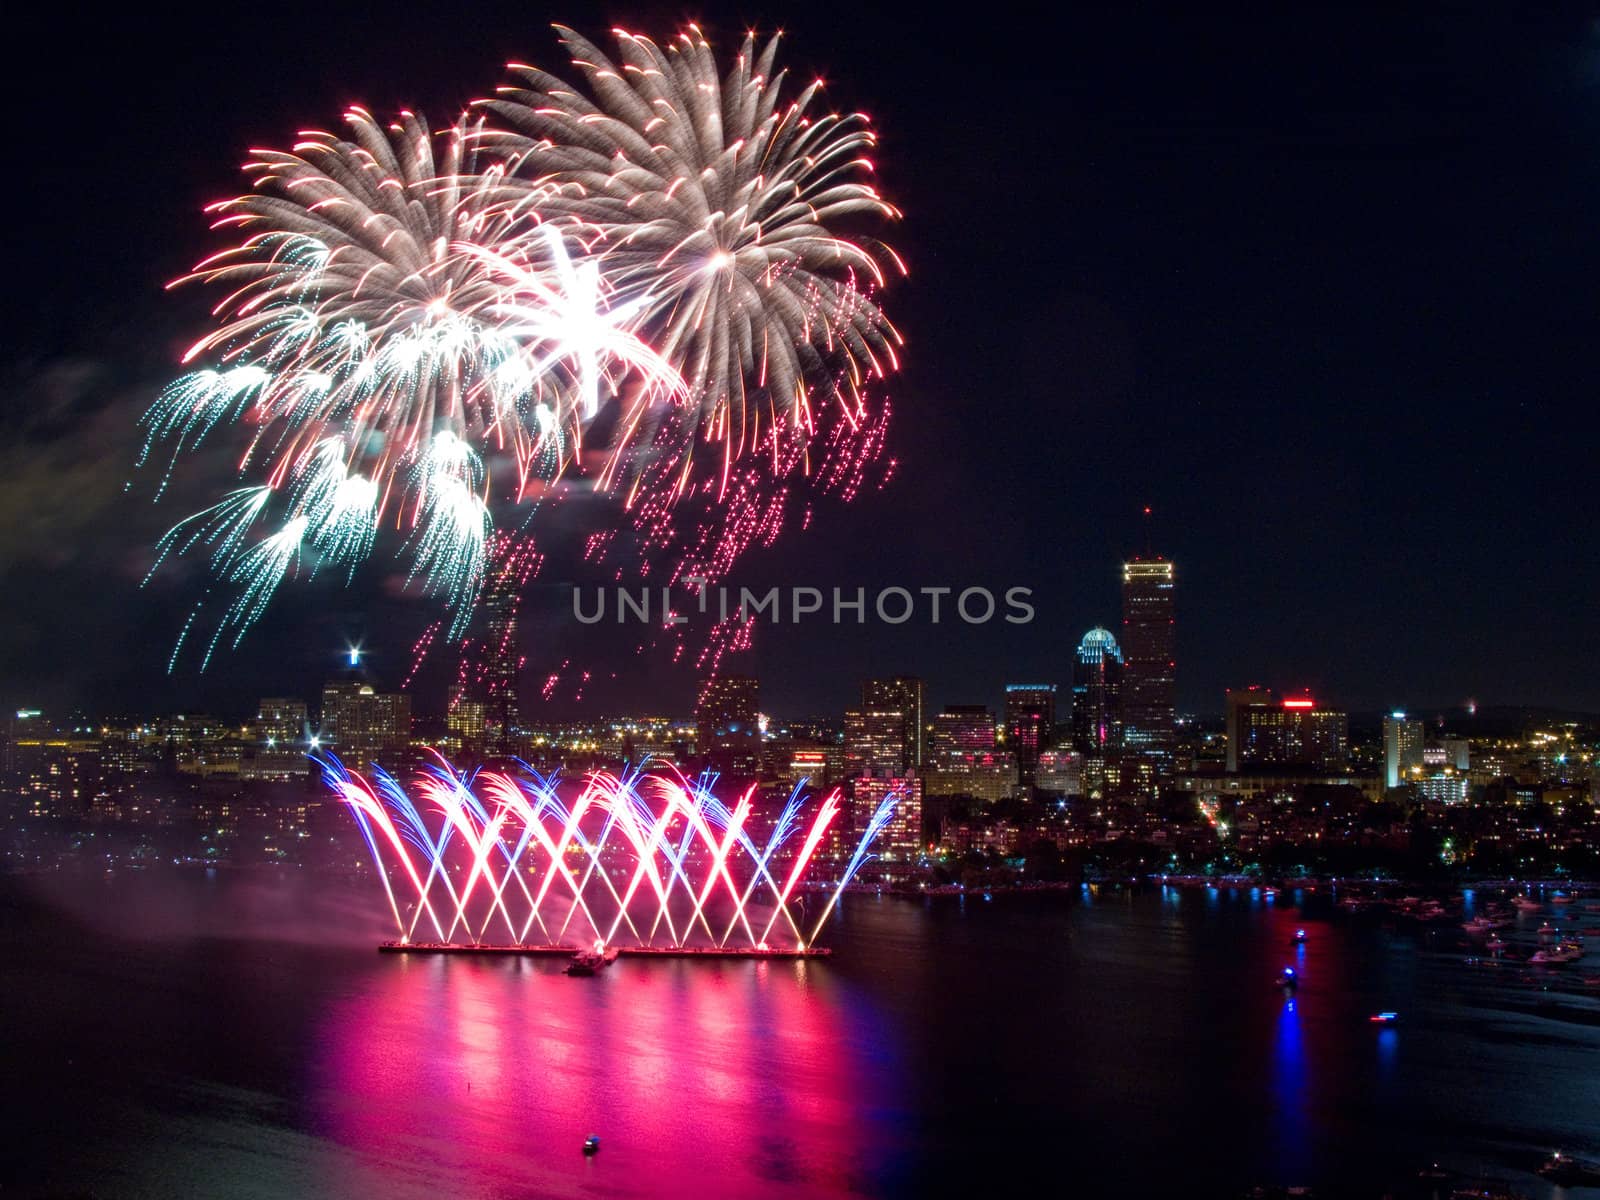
[759,790,841,947]
[323,757,889,950]
[143,24,900,678]
[810,785,903,944]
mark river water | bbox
[3,873,1597,1198]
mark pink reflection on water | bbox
[314,952,876,1197]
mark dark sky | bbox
[3,3,1599,721]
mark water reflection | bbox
[318,952,876,1197]
[1273,996,1310,1173]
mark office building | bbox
[8,734,101,819]
[244,697,311,781]
[1004,684,1057,785]
[1226,689,1349,773]
[695,675,760,776]
[1120,557,1176,772]
[1070,627,1123,756]
[929,705,997,767]
[322,683,411,773]
[861,677,926,770]
[480,554,522,754]
[1035,748,1083,797]
[844,708,910,778]
[447,693,489,748]
[1383,712,1426,788]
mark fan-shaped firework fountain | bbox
[326,757,902,955]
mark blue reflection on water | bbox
[1274,995,1309,1172]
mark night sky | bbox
[4,3,1599,720]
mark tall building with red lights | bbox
[1120,558,1176,774]
[1004,684,1057,786]
[1226,687,1348,773]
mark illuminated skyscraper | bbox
[321,683,411,772]
[929,704,998,767]
[480,563,521,755]
[256,698,307,742]
[1120,558,1176,773]
[695,675,760,776]
[247,697,310,781]
[861,676,926,769]
[1226,689,1349,773]
[1224,686,1275,773]
[1383,712,1425,788]
[3,708,46,791]
[447,694,488,748]
[1070,627,1123,756]
[844,708,910,777]
[1004,684,1057,785]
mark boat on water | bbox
[1369,1010,1400,1025]
[1485,935,1507,952]
[1530,941,1584,965]
[566,945,621,976]
[1511,896,1542,912]
[1278,966,1299,994]
[1537,1151,1600,1185]
[1461,917,1503,935]
[1550,894,1573,906]
[1292,928,1308,945]
[583,1134,601,1156]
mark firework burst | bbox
[143,25,901,670]
[481,25,904,483]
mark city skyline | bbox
[5,5,1600,719]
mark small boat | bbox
[1511,896,1542,912]
[1278,966,1299,994]
[1369,1011,1400,1025]
[1550,895,1573,906]
[1536,1151,1600,1183]
[1417,1162,1453,1182]
[1530,942,1584,965]
[1292,929,1308,945]
[1485,935,1507,952]
[583,1134,601,1156]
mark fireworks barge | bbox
[378,941,830,959]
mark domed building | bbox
[1071,627,1123,794]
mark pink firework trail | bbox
[324,756,902,951]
